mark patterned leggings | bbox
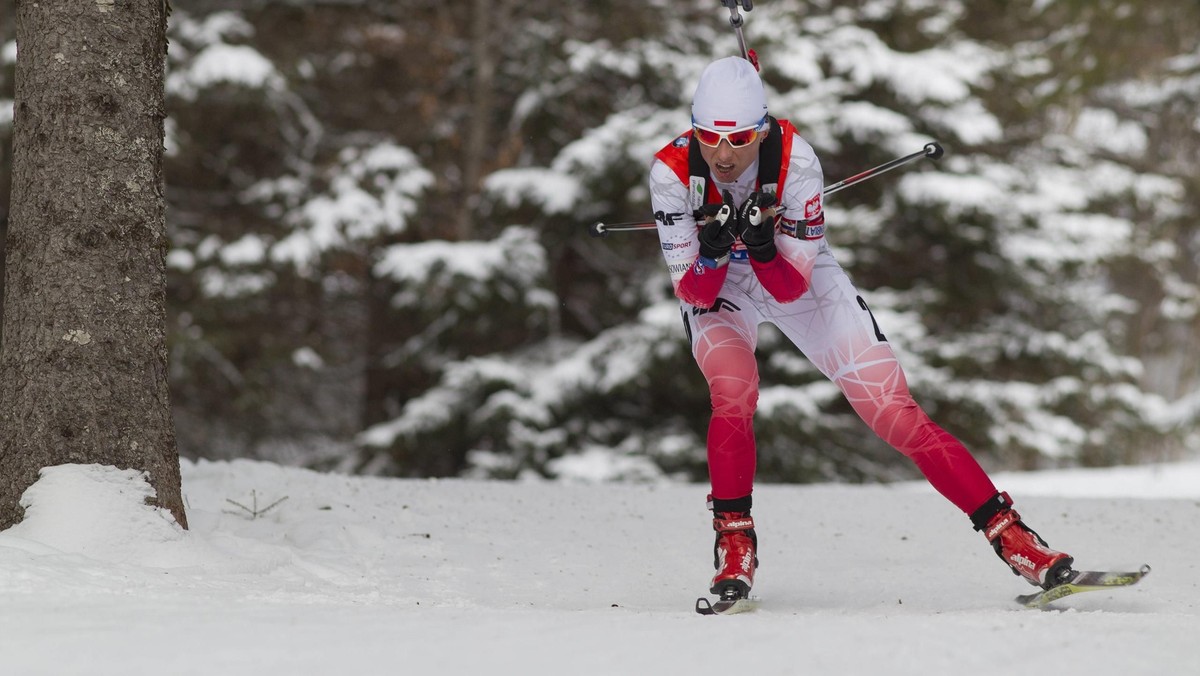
[683,249,995,514]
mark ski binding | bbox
[1016,564,1151,609]
[696,586,758,615]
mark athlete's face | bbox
[698,133,765,183]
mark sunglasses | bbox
[692,115,768,148]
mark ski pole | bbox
[588,142,944,238]
[721,1,754,63]
[823,141,943,197]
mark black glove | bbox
[737,191,778,262]
[696,190,738,267]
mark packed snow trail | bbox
[1,459,1198,675]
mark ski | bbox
[1016,564,1151,609]
[695,594,759,615]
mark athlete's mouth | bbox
[715,162,735,174]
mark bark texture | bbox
[0,0,187,529]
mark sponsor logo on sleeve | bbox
[689,177,707,212]
[673,135,689,148]
[655,210,685,226]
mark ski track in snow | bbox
[1,458,1198,676]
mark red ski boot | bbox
[709,496,757,597]
[971,492,1074,589]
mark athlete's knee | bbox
[708,373,760,418]
[855,396,926,446]
[874,401,958,458]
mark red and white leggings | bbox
[683,250,996,514]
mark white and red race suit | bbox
[649,121,997,513]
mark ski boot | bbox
[709,495,758,600]
[970,491,1074,589]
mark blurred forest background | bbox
[1,0,1197,486]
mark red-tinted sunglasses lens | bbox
[693,127,723,145]
[725,129,759,146]
[693,126,759,148]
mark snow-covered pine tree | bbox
[3,0,1193,481]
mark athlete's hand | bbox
[738,192,778,262]
[697,190,738,265]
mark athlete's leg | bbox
[768,250,996,513]
[683,294,762,500]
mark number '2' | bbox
[857,296,887,342]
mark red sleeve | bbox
[675,259,729,308]
[749,255,808,303]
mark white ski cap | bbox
[691,57,768,131]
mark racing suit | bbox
[649,122,996,513]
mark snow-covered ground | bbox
[1,459,1198,676]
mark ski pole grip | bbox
[924,142,945,160]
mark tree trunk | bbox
[454,0,516,240]
[0,0,187,529]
